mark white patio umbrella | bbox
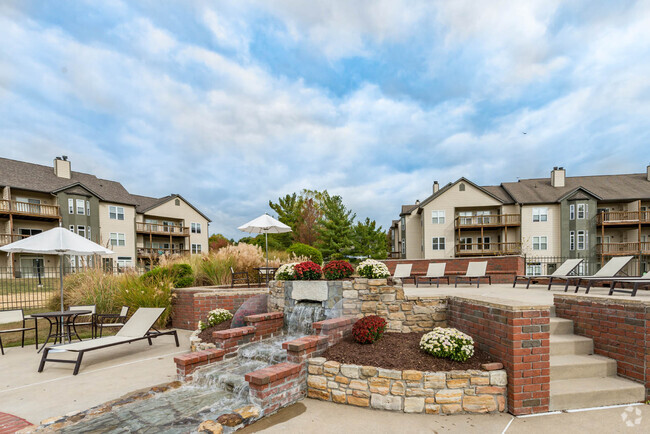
[238,213,292,283]
[0,227,113,312]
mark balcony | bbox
[137,247,190,258]
[135,222,189,236]
[0,200,61,219]
[455,241,522,256]
[388,251,401,259]
[0,234,29,246]
[597,242,650,256]
[597,210,650,225]
[455,214,520,229]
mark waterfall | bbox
[286,301,326,335]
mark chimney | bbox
[647,164,650,181]
[415,199,420,206]
[53,156,71,179]
[433,181,439,194]
[551,166,565,188]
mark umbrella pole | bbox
[60,256,64,312]
[265,232,269,286]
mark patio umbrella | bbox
[238,213,292,283]
[0,227,114,312]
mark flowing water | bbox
[60,303,326,434]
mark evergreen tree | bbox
[269,193,303,248]
[317,193,356,259]
[353,218,388,259]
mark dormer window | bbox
[459,183,466,191]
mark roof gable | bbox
[419,177,508,208]
[132,194,212,222]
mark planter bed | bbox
[197,319,234,343]
[322,332,496,371]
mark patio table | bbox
[255,267,277,284]
[31,310,91,353]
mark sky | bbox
[1,1,649,240]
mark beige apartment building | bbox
[0,156,210,274]
[390,166,650,275]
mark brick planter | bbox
[306,358,507,414]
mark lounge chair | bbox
[416,263,449,287]
[0,309,38,355]
[608,273,650,296]
[38,308,178,375]
[454,261,490,288]
[96,306,129,337]
[513,258,584,289]
[571,256,634,293]
[393,263,415,284]
[230,266,250,288]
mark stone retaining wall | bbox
[306,358,507,414]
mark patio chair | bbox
[68,305,96,340]
[570,256,634,293]
[454,261,490,288]
[392,263,415,284]
[513,258,584,289]
[38,307,178,375]
[230,266,250,288]
[0,309,38,355]
[608,272,650,297]
[96,306,129,337]
[416,263,449,287]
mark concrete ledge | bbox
[312,317,355,332]
[244,312,284,323]
[282,335,329,352]
[212,326,256,339]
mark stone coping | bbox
[212,326,256,339]
[445,295,552,310]
[554,293,650,306]
[174,349,225,366]
[172,286,268,294]
[312,317,356,331]
[282,335,329,352]
[245,362,301,386]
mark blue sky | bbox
[1,1,650,239]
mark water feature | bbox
[59,303,326,433]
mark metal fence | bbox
[524,255,648,277]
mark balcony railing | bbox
[388,251,401,259]
[455,214,520,228]
[455,242,522,256]
[596,242,650,255]
[135,222,189,236]
[0,200,61,219]
[137,247,190,257]
[597,210,650,225]
[0,234,29,246]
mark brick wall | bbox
[554,294,650,398]
[172,288,267,330]
[447,297,550,415]
[384,256,525,284]
[174,349,225,380]
[245,363,304,417]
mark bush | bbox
[420,327,475,362]
[356,259,390,279]
[119,273,173,328]
[322,260,355,280]
[198,308,233,331]
[287,243,323,265]
[293,261,322,280]
[352,315,387,344]
[275,262,298,280]
[141,263,194,288]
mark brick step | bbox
[550,354,617,380]
[549,335,593,355]
[549,317,574,335]
[550,377,645,411]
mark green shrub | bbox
[50,269,122,313]
[286,243,323,265]
[420,327,475,362]
[119,273,173,328]
[141,263,194,288]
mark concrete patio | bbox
[0,329,191,426]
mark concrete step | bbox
[550,376,646,411]
[550,355,617,380]
[550,335,593,355]
[549,317,574,335]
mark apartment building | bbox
[390,166,650,275]
[0,156,210,273]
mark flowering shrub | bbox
[356,259,390,279]
[275,262,298,280]
[199,308,233,331]
[322,260,355,280]
[420,327,475,362]
[352,315,387,344]
[294,261,323,280]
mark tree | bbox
[317,193,356,260]
[295,198,321,245]
[269,193,303,231]
[209,234,230,251]
[353,218,388,259]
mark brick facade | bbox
[447,298,550,415]
[554,294,650,399]
[174,349,226,380]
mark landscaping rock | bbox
[360,366,378,377]
[371,394,403,411]
[490,370,507,386]
[481,362,504,371]
[404,397,425,413]
[216,413,243,427]
[332,390,347,403]
[378,368,401,379]
[462,395,497,413]
[402,370,423,381]
[308,376,327,390]
[234,405,260,420]
[340,364,360,378]
[435,389,462,404]
[309,357,326,365]
[197,420,223,434]
[424,373,446,389]
[347,395,370,407]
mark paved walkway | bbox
[0,413,32,434]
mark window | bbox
[577,230,586,250]
[109,206,125,220]
[577,203,588,219]
[526,263,542,276]
[19,228,42,236]
[76,199,85,215]
[117,257,132,269]
[69,225,75,233]
[459,237,472,251]
[191,222,202,233]
[68,198,74,214]
[175,198,180,206]
[432,237,445,250]
[109,232,126,246]
[532,208,548,222]
[86,201,90,216]
[459,183,466,191]
[477,210,492,224]
[431,211,445,224]
[191,244,202,254]
[533,236,548,250]
[569,204,575,220]
[569,231,575,251]
[479,236,491,249]
[401,241,405,255]
[77,225,85,238]
[87,226,91,240]
[458,211,473,225]
[596,236,610,245]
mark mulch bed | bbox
[321,332,497,371]
[197,319,233,343]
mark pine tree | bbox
[317,193,356,259]
[353,218,388,259]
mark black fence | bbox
[524,255,648,278]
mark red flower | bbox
[293,261,322,280]
[352,315,387,344]
[323,260,355,280]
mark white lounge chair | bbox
[38,308,178,375]
[513,259,584,289]
[608,272,650,296]
[416,263,449,287]
[571,256,634,293]
[393,263,415,284]
[454,261,490,288]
